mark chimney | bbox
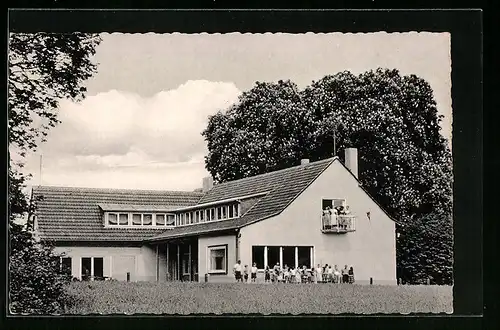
[300,159,310,165]
[344,148,358,178]
[202,176,214,193]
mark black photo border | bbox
[3,7,485,330]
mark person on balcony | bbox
[322,207,331,230]
[332,207,339,230]
[344,205,351,215]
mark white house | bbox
[33,148,397,284]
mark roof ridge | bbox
[32,185,205,195]
[214,157,336,188]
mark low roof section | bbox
[32,186,203,242]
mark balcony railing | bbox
[321,215,356,233]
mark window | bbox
[209,208,215,221]
[156,214,165,226]
[322,198,346,210]
[252,246,265,269]
[166,214,175,226]
[298,247,312,269]
[252,246,313,269]
[108,213,118,225]
[207,245,227,274]
[81,257,104,281]
[143,214,153,225]
[119,213,129,225]
[222,206,227,219]
[282,247,295,269]
[200,210,205,222]
[81,257,92,281]
[228,204,234,218]
[217,207,223,220]
[267,246,280,267]
[234,204,239,217]
[94,257,104,279]
[132,214,142,225]
[194,211,200,224]
[61,257,72,276]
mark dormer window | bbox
[132,214,142,226]
[156,214,166,226]
[105,211,176,228]
[119,214,129,225]
[143,214,153,226]
[109,213,118,225]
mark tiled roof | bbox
[33,186,203,242]
[147,158,335,241]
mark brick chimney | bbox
[202,176,214,193]
[344,148,358,178]
[300,159,310,165]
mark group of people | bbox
[233,260,355,284]
[322,205,351,229]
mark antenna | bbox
[333,129,337,157]
[39,154,42,186]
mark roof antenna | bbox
[39,154,43,186]
[333,129,337,157]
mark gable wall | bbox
[239,160,397,284]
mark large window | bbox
[282,247,295,269]
[252,246,313,269]
[252,246,265,269]
[267,246,280,267]
[298,247,312,269]
[207,245,227,274]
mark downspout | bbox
[235,228,241,263]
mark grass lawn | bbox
[66,281,453,315]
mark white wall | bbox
[239,160,397,285]
[197,235,236,283]
[53,245,157,282]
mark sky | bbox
[19,32,452,192]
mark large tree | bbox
[203,69,453,284]
[8,33,101,313]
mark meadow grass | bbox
[66,281,452,315]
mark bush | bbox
[9,222,73,314]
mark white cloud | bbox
[23,80,241,191]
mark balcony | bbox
[321,215,356,233]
